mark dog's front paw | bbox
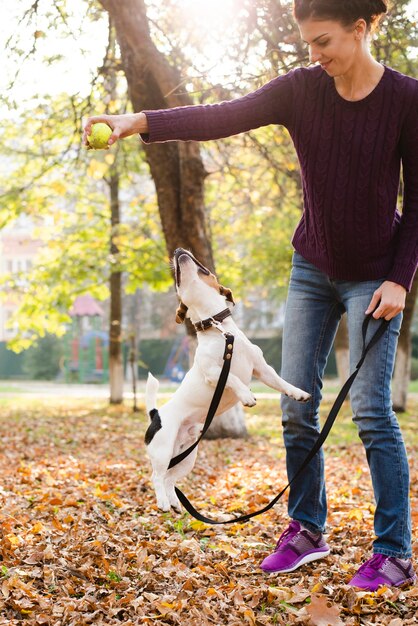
[297,391,311,403]
[239,389,257,407]
[286,386,311,403]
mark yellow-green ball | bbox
[87,123,112,149]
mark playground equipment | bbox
[63,295,109,383]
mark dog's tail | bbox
[145,372,159,417]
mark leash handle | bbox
[168,333,235,470]
[175,313,389,524]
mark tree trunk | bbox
[204,404,249,439]
[334,313,350,385]
[109,170,124,404]
[392,275,418,412]
[126,290,141,412]
[99,0,247,437]
[99,0,214,267]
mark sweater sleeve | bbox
[387,82,418,291]
[140,71,296,144]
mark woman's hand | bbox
[365,281,406,320]
[83,112,149,146]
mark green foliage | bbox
[0,343,25,379]
[204,125,301,297]
[137,339,177,378]
[22,334,63,380]
[0,92,171,351]
[373,1,418,72]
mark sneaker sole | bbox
[263,548,331,574]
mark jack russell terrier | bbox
[144,248,310,512]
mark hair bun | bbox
[367,0,388,15]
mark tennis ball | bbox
[87,123,112,149]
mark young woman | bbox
[84,0,417,590]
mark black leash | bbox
[168,332,235,469]
[171,313,390,524]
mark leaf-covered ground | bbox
[0,395,416,625]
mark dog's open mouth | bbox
[174,248,210,287]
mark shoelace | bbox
[357,553,387,574]
[275,523,299,549]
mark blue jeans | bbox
[281,253,411,558]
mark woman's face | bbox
[297,18,365,77]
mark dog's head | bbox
[173,248,234,324]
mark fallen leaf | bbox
[23,551,44,564]
[29,521,44,534]
[243,608,257,625]
[306,594,344,626]
[348,508,363,521]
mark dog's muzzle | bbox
[174,248,210,287]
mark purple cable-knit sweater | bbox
[141,65,418,291]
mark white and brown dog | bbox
[144,249,310,512]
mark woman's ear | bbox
[175,301,188,324]
[354,18,367,40]
[219,285,235,305]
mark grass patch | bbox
[245,398,418,449]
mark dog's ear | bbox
[175,301,188,324]
[219,285,235,305]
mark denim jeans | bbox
[281,252,411,558]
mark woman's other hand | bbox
[365,281,407,320]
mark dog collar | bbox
[194,308,232,332]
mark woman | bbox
[84,0,417,590]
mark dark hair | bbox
[293,0,388,30]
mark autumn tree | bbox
[96,0,251,436]
[0,3,172,403]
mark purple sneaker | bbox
[260,520,330,573]
[349,554,416,591]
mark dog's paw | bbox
[169,492,182,513]
[297,391,311,403]
[286,387,311,403]
[240,389,257,407]
[157,496,171,512]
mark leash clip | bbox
[210,317,228,336]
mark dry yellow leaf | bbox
[348,508,363,521]
[243,608,256,625]
[29,521,44,534]
[6,533,20,546]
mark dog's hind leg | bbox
[147,431,177,512]
[150,464,171,512]
[164,447,198,512]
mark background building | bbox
[0,215,42,342]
